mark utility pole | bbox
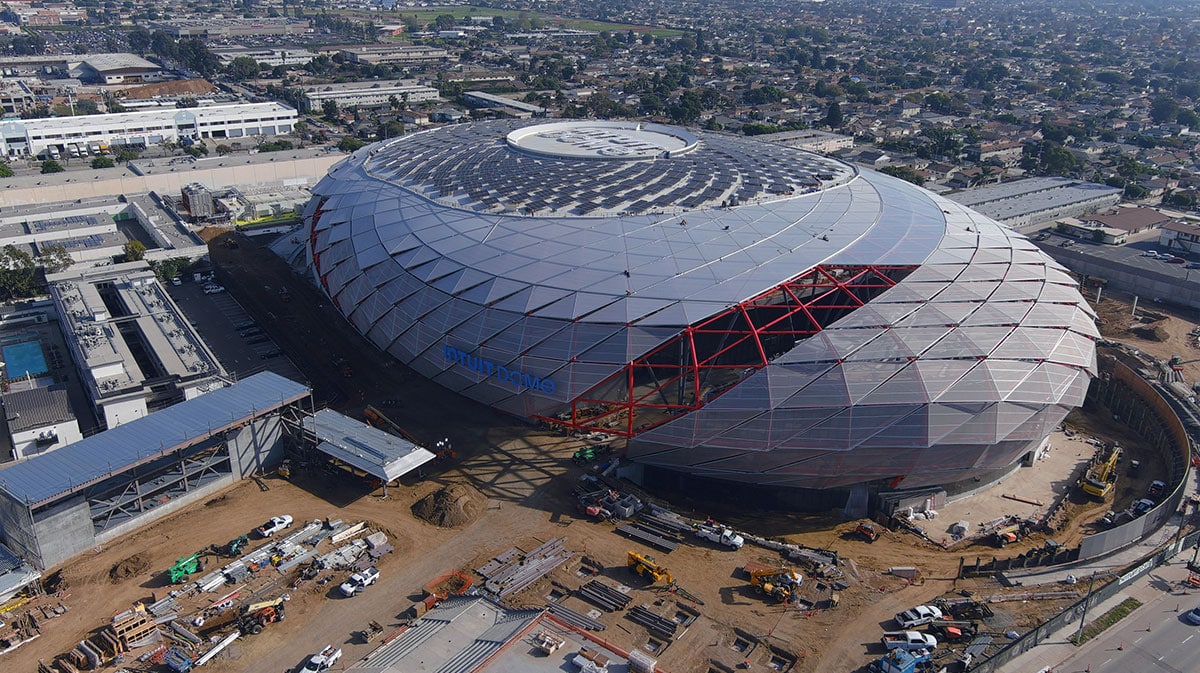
[1075,571,1098,644]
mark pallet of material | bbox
[476,548,520,578]
[615,525,679,552]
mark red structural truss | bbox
[535,265,917,439]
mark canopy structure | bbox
[304,409,435,482]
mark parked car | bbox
[1185,262,1200,269]
[1186,605,1200,625]
[170,277,182,286]
[301,645,343,672]
[1168,256,1187,264]
[1141,250,1160,257]
[203,284,226,294]
[339,567,380,597]
[894,605,943,628]
[1148,480,1166,499]
[256,514,293,537]
[1131,498,1156,517]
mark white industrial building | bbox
[300,79,440,112]
[0,102,298,158]
[48,262,226,429]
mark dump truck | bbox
[695,523,744,549]
[627,550,673,584]
[749,567,803,603]
[1082,443,1121,498]
[880,630,937,652]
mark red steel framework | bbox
[535,265,917,439]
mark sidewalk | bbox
[996,550,1197,673]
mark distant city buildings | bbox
[153,18,310,39]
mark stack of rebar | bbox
[577,580,632,612]
[546,602,606,631]
[615,524,679,552]
[627,605,678,640]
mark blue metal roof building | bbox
[0,372,310,570]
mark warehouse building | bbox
[300,79,440,113]
[0,372,310,570]
[304,120,1099,504]
[946,177,1122,230]
[0,102,297,158]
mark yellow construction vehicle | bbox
[627,551,673,584]
[749,567,803,603]
[1082,443,1121,498]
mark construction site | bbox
[0,232,1195,673]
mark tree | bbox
[337,136,365,152]
[91,156,115,169]
[39,245,73,274]
[0,245,37,299]
[226,56,261,81]
[127,25,152,54]
[322,99,339,123]
[1150,95,1179,125]
[0,163,12,178]
[40,160,64,174]
[824,100,843,128]
[123,240,146,262]
[880,165,926,186]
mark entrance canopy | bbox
[303,409,435,482]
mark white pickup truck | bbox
[880,630,937,652]
[695,523,744,550]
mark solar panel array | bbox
[305,120,1098,490]
[365,120,851,217]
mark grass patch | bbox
[1071,597,1142,645]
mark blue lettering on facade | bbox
[443,344,557,395]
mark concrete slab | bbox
[923,427,1097,544]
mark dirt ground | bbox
[2,239,1193,673]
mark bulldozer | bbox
[627,551,673,584]
[749,567,803,603]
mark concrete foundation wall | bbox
[31,496,94,570]
[228,413,285,477]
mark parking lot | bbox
[165,276,304,382]
[1035,228,1200,284]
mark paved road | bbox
[1067,600,1196,673]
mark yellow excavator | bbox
[1082,443,1121,498]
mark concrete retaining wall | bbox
[31,496,94,570]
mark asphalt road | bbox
[1069,604,1196,673]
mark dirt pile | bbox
[411,483,486,527]
[108,554,151,583]
[1130,324,1169,341]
